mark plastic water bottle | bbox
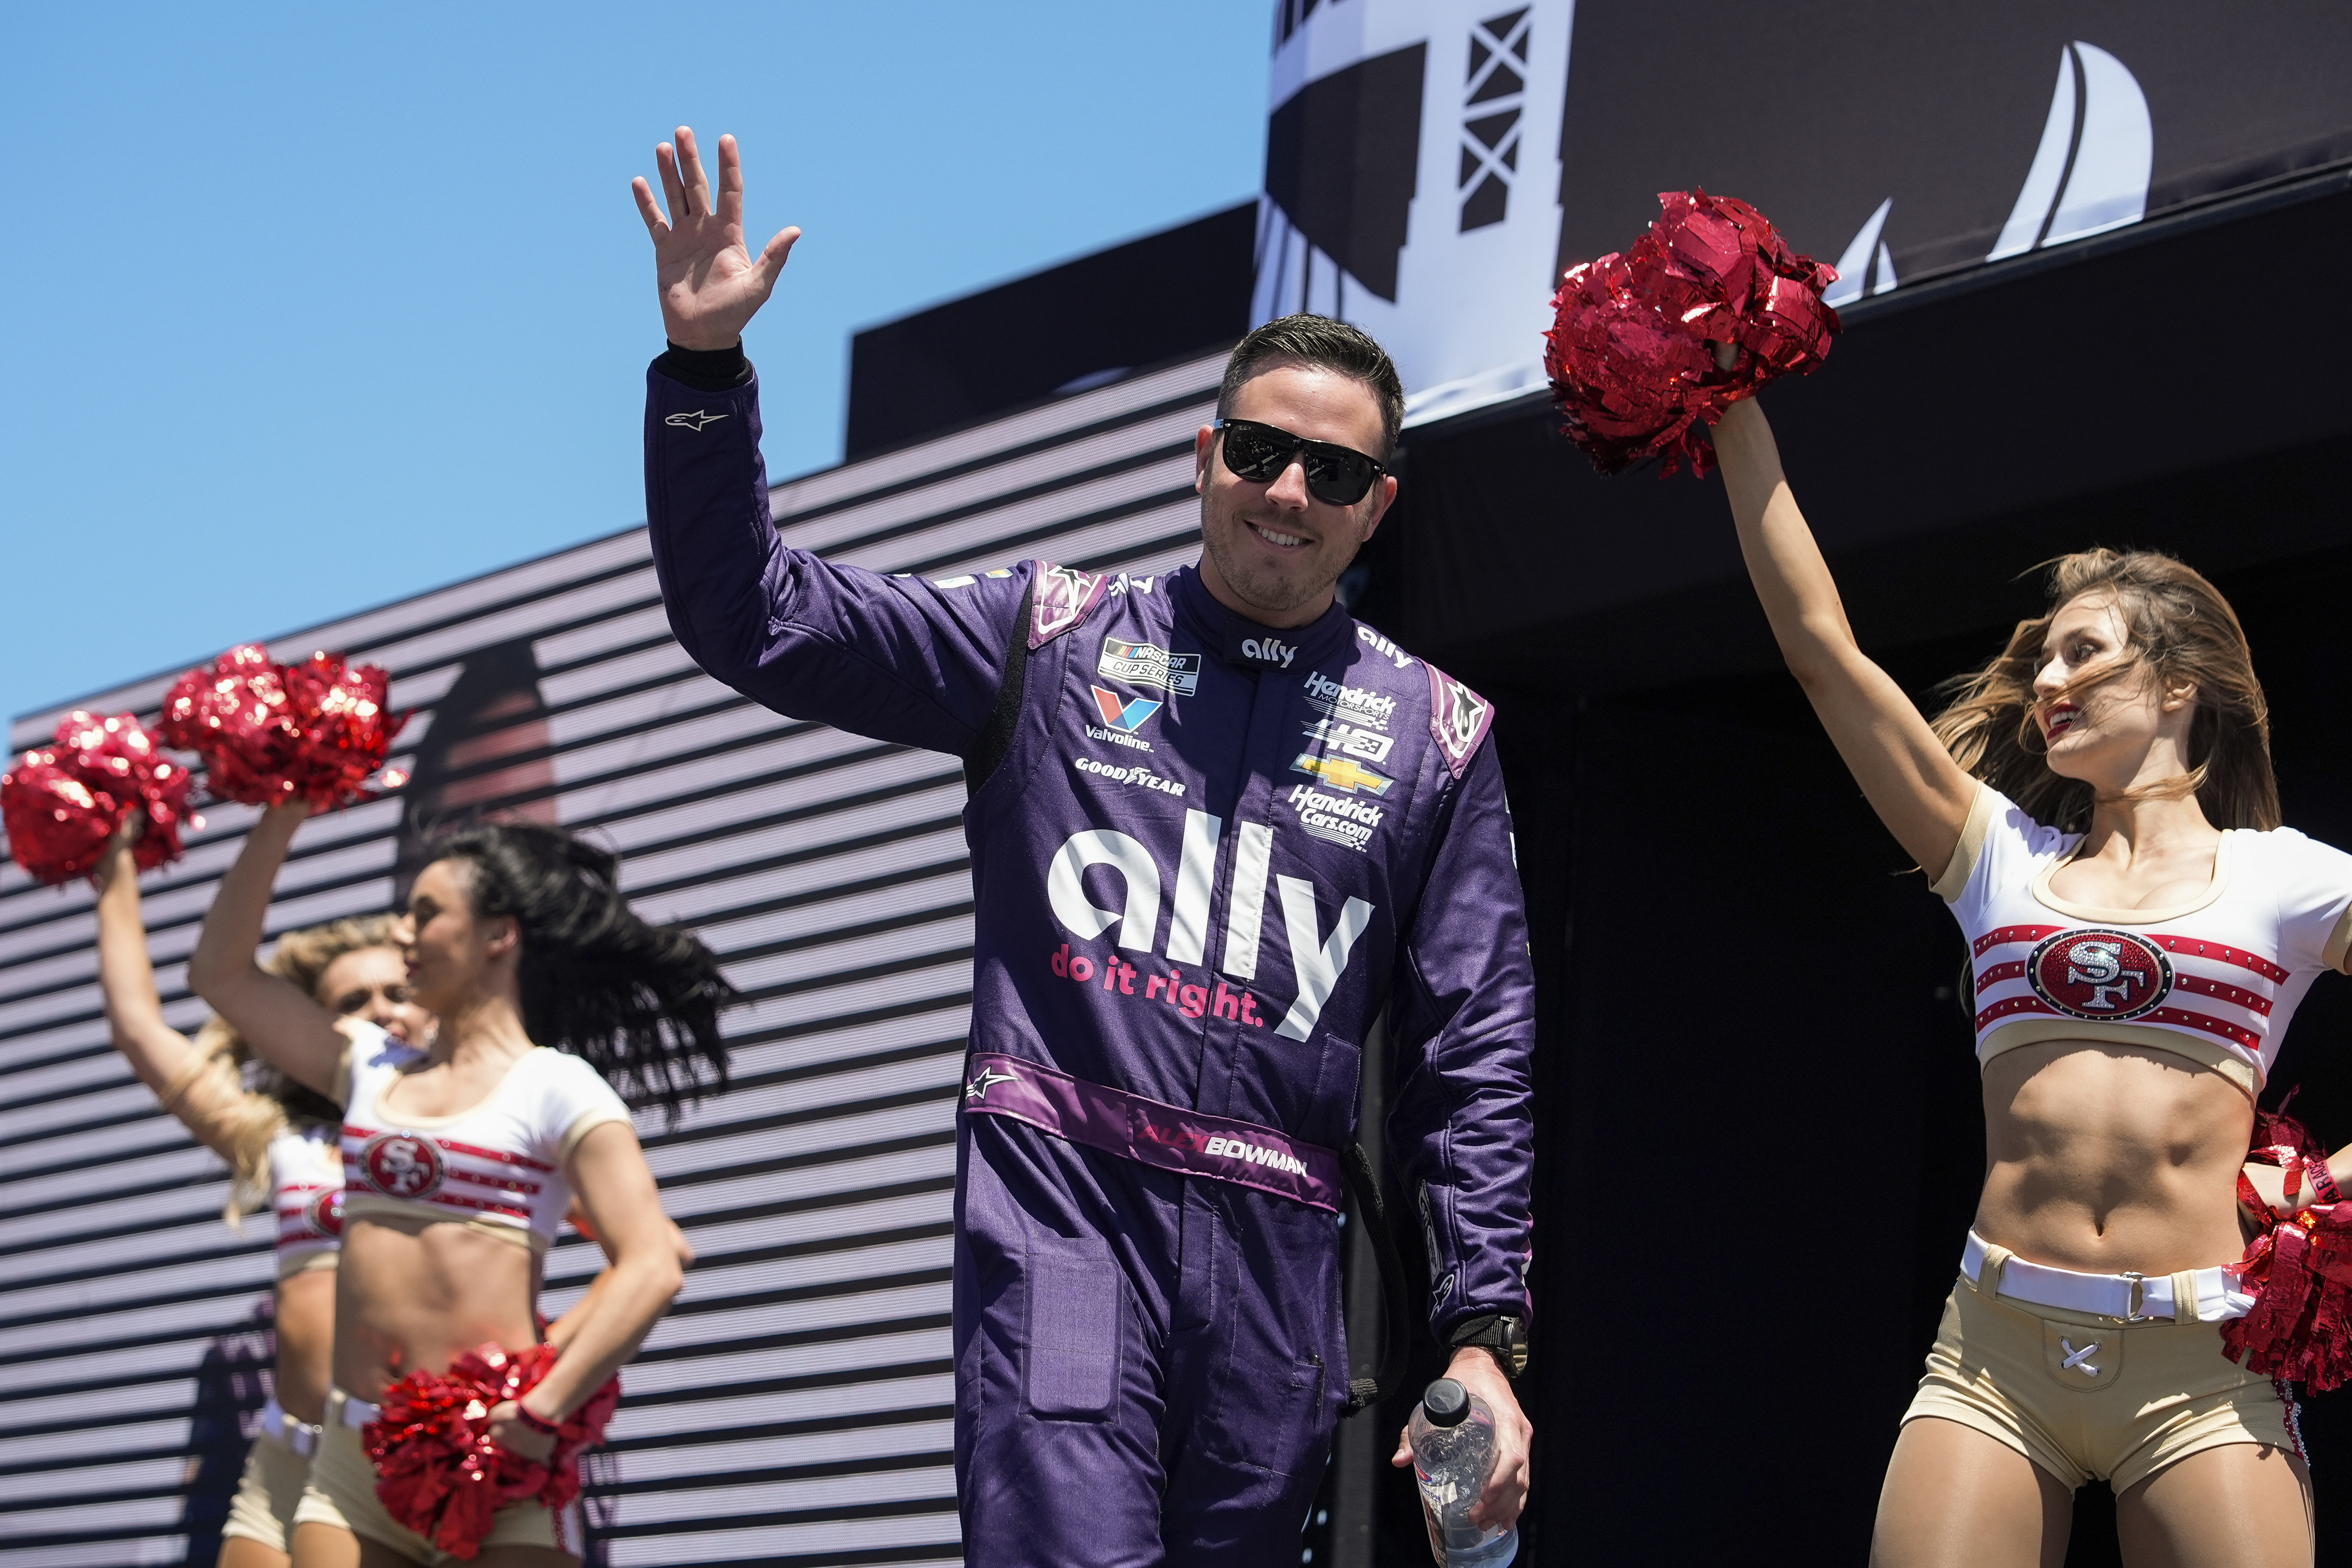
[1408,1378,1518,1567]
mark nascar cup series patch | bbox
[2027,928,2174,1021]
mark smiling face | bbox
[314,946,430,1045]
[1194,362,1398,627]
[393,858,517,1022]
[2031,591,2195,786]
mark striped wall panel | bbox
[0,349,1228,1566]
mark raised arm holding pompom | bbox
[1694,266,2329,1566]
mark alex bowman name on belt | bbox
[959,1051,1342,1212]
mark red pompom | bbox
[159,644,409,811]
[1545,189,1841,478]
[2223,1104,2352,1390]
[1,712,198,885]
[366,1343,621,1560]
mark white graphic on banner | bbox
[1988,41,2152,261]
[1252,0,1576,427]
[1457,9,1532,234]
[1824,197,1898,307]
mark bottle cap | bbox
[1421,1378,1470,1426]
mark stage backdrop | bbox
[0,351,1229,1567]
[1254,0,2352,421]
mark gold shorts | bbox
[1902,1263,2307,1492]
[221,1426,311,1551]
[292,1389,579,1566]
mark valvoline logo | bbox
[1090,686,1162,734]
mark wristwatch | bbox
[1448,1314,1529,1379]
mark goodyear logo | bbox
[1290,753,1393,796]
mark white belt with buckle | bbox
[332,1390,380,1428]
[258,1398,324,1458]
[1962,1231,2254,1322]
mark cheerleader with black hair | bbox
[92,822,425,1568]
[189,803,734,1568]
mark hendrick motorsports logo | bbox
[1303,670,1397,731]
[360,1132,445,1200]
[2028,928,2174,1021]
[1288,783,1382,851]
[1099,636,1200,696]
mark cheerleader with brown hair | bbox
[1709,356,2338,1565]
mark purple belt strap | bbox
[959,1051,1343,1212]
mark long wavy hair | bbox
[426,820,735,1117]
[1928,548,2279,835]
[180,916,400,1224]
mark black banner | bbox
[1553,0,2352,293]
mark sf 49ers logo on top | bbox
[2028,928,2173,1021]
[361,1132,446,1199]
[307,1188,346,1237]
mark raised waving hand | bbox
[632,127,801,351]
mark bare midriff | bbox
[334,1212,540,1398]
[274,1268,337,1425]
[1976,1036,2254,1276]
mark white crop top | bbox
[334,1023,633,1251]
[270,1123,345,1279]
[1935,783,2352,1094]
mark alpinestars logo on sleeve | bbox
[1029,564,1110,648]
[664,410,731,432]
[965,1066,1019,1102]
[1424,665,1494,778]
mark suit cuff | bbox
[653,341,751,391]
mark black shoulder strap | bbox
[1341,1140,1411,1416]
[964,579,1035,793]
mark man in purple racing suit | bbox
[632,129,1535,1564]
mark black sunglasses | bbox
[1213,419,1387,507]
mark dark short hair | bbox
[1217,314,1405,458]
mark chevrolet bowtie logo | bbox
[965,1067,1019,1102]
[665,409,730,432]
[1292,753,1394,796]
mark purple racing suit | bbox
[644,358,1535,1565]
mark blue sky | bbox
[0,3,1270,731]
